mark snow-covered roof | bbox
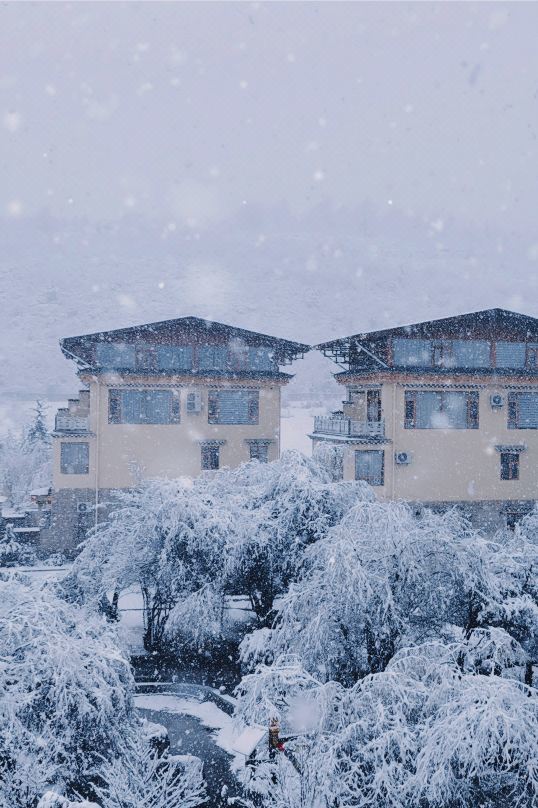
[2,508,27,519]
[30,487,51,497]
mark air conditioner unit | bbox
[395,451,412,465]
[186,391,202,413]
[490,393,504,408]
[77,502,91,514]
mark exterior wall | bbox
[315,373,538,515]
[53,375,281,491]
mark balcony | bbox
[313,415,385,438]
[54,413,90,433]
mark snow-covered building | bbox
[311,309,538,530]
[50,317,308,552]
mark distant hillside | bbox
[1,203,536,418]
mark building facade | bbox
[51,317,307,552]
[311,309,538,530]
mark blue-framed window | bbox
[249,347,276,371]
[108,389,180,424]
[508,392,538,429]
[61,442,89,474]
[96,343,136,368]
[392,338,431,367]
[199,346,228,371]
[207,389,259,424]
[405,391,479,429]
[157,346,193,370]
[355,450,384,486]
[495,342,526,369]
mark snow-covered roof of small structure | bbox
[13,527,40,533]
[2,508,27,519]
[30,487,51,497]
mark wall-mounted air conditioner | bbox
[490,393,504,408]
[186,391,202,413]
[395,451,412,465]
[77,502,91,513]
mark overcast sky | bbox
[2,2,538,231]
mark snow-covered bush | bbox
[95,734,206,808]
[0,524,37,567]
[0,574,135,807]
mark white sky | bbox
[1,2,537,230]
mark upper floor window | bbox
[393,338,491,369]
[249,347,276,371]
[208,389,259,424]
[199,346,228,371]
[97,343,193,371]
[405,390,479,429]
[392,338,432,367]
[108,389,180,424]
[61,442,89,474]
[508,392,538,429]
[96,343,136,368]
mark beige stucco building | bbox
[50,317,307,552]
[311,309,538,530]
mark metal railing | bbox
[54,413,89,432]
[313,416,385,437]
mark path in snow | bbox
[135,683,245,807]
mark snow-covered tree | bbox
[0,402,51,507]
[0,573,135,807]
[69,452,370,652]
[246,501,492,683]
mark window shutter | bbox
[467,392,479,429]
[404,392,416,428]
[109,390,121,423]
[170,391,181,423]
[248,391,260,424]
[208,390,219,423]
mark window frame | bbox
[355,449,385,486]
[60,442,90,475]
[500,452,520,481]
[404,390,479,429]
[108,388,181,425]
[507,392,538,429]
[207,389,260,425]
[201,444,220,470]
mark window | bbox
[404,391,479,429]
[207,389,259,424]
[135,346,157,371]
[495,342,526,369]
[96,343,136,368]
[392,338,431,367]
[508,392,538,429]
[393,338,491,368]
[158,346,193,370]
[248,440,271,463]
[527,346,538,370]
[199,346,228,371]
[249,347,276,371]
[366,389,382,422]
[201,443,220,470]
[451,340,490,368]
[108,389,180,424]
[500,452,519,481]
[61,442,89,475]
[355,450,384,486]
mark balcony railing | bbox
[55,414,90,433]
[313,416,385,438]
